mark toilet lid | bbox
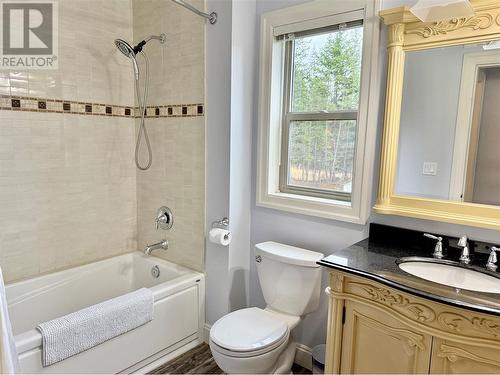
[210,307,288,352]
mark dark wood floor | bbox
[149,343,311,374]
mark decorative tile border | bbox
[142,104,204,118]
[0,95,136,117]
[0,95,204,118]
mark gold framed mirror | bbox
[375,0,500,230]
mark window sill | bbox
[256,190,367,224]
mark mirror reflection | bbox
[396,42,500,206]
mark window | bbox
[256,0,380,223]
[279,22,364,202]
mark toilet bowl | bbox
[209,307,298,374]
[209,242,324,374]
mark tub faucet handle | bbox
[155,206,173,230]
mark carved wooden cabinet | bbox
[429,338,500,374]
[325,271,500,374]
[340,300,432,374]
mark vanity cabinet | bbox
[340,300,432,374]
[429,338,500,374]
[325,271,500,374]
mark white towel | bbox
[37,288,154,367]
[0,267,20,374]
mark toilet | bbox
[209,241,324,374]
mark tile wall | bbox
[0,0,137,282]
[133,0,206,272]
[0,0,206,282]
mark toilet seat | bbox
[210,332,289,358]
[210,307,289,357]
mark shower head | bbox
[115,38,140,80]
[115,34,165,81]
[115,39,134,57]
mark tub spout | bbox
[144,239,169,255]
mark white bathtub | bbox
[6,252,205,374]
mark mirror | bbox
[376,4,500,230]
[396,42,500,206]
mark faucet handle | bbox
[155,206,174,231]
[458,235,468,247]
[424,233,443,259]
[424,233,442,241]
[486,246,499,271]
[458,235,471,264]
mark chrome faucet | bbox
[144,239,169,255]
[486,246,499,271]
[457,235,471,264]
[424,233,443,259]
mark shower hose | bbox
[134,51,152,170]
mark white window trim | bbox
[256,0,381,224]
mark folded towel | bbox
[37,288,154,367]
[0,267,20,374]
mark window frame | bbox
[256,0,381,224]
[278,24,363,202]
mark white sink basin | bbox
[398,261,500,293]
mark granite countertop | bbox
[318,224,500,316]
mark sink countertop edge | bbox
[319,252,500,317]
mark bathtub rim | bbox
[6,251,198,290]
[10,252,205,356]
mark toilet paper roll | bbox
[209,228,232,246]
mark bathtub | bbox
[6,252,205,374]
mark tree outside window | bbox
[280,23,363,201]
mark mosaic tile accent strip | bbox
[0,95,204,118]
[142,104,204,118]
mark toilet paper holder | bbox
[211,217,229,229]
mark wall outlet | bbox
[422,162,438,176]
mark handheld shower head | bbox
[115,35,166,80]
[115,38,134,57]
[115,38,140,80]
[114,33,166,171]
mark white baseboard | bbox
[203,323,313,370]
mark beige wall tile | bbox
[136,117,205,271]
[132,0,205,105]
[0,0,137,283]
[0,0,205,282]
[2,0,136,106]
[0,111,137,282]
[133,0,205,272]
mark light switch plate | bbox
[423,162,438,176]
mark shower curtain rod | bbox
[171,0,217,24]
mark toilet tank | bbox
[255,242,324,317]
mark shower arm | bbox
[171,0,217,24]
[144,35,166,44]
[133,34,166,54]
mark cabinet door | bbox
[430,338,500,374]
[340,301,432,374]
